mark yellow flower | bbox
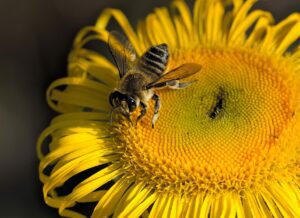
[37,0,300,217]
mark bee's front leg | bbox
[124,112,134,126]
[136,102,147,125]
[119,109,134,126]
[152,93,161,128]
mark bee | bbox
[108,31,202,128]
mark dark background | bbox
[0,0,298,217]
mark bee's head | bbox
[109,91,137,113]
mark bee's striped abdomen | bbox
[139,44,169,77]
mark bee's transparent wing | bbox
[108,31,137,78]
[146,63,202,89]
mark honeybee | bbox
[108,31,202,127]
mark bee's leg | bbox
[152,93,161,128]
[152,80,197,89]
[126,113,134,126]
[168,80,196,89]
[120,110,133,126]
[136,102,147,125]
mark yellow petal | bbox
[92,177,133,217]
[95,8,142,55]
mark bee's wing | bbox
[146,63,202,89]
[108,31,137,78]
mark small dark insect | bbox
[208,88,226,119]
[108,31,202,128]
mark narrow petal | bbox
[177,195,187,216]
[118,186,153,217]
[172,15,189,48]
[210,195,222,217]
[37,122,109,160]
[261,187,284,218]
[220,192,237,218]
[127,192,158,218]
[42,153,118,192]
[137,20,150,52]
[47,77,112,113]
[205,0,225,45]
[72,26,105,47]
[255,193,273,217]
[154,7,178,47]
[113,182,145,216]
[50,112,109,124]
[184,195,195,217]
[230,0,257,34]
[229,10,273,46]
[192,193,204,218]
[145,14,170,45]
[266,182,300,217]
[69,48,115,73]
[59,163,123,212]
[91,177,133,217]
[59,208,87,218]
[245,16,274,47]
[95,8,142,55]
[199,194,213,218]
[233,193,245,218]
[171,1,193,48]
[274,14,300,55]
[148,194,168,218]
[161,193,173,218]
[231,0,244,14]
[50,86,110,111]
[193,0,209,43]
[171,0,193,38]
[77,190,107,203]
[167,194,178,217]
[244,191,267,217]
[68,53,118,89]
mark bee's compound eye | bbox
[109,93,115,106]
[127,97,136,112]
[109,91,122,107]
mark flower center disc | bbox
[115,49,295,193]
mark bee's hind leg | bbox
[151,93,161,128]
[167,80,196,89]
[136,102,147,125]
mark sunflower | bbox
[37,0,300,217]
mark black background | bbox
[0,0,299,217]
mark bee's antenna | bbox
[110,106,119,125]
